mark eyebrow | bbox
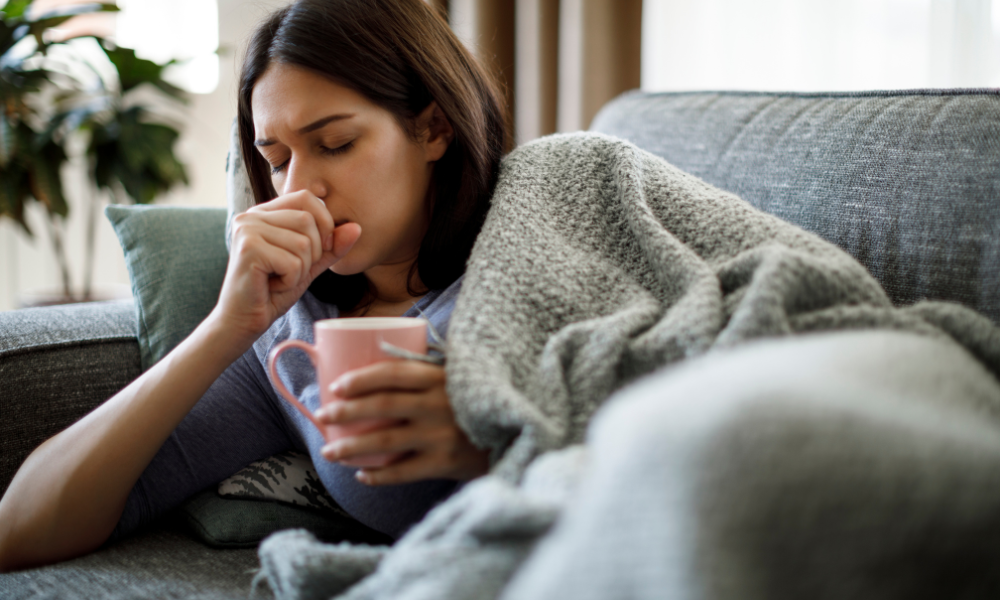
[254,113,355,147]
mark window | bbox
[642,0,1000,91]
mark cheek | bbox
[357,136,428,210]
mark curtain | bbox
[438,0,642,144]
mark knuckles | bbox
[291,234,312,257]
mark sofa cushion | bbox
[0,299,140,497]
[106,204,229,370]
[0,519,260,599]
[591,89,1000,325]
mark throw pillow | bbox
[105,204,229,370]
[180,451,392,549]
[180,490,392,549]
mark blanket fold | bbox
[258,133,1000,600]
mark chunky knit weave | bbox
[257,133,1000,600]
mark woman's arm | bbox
[0,315,252,572]
[0,191,358,572]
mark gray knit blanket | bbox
[256,133,1000,600]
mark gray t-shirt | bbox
[114,276,464,540]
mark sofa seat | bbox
[0,519,260,599]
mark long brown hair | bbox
[238,0,509,310]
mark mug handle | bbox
[267,339,324,433]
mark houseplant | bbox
[0,0,188,303]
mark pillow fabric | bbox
[179,451,391,549]
[105,204,229,370]
[180,489,392,549]
[217,451,345,514]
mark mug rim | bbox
[315,317,426,330]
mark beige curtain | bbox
[435,0,642,145]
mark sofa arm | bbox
[0,300,141,497]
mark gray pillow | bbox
[105,204,229,370]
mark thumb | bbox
[332,222,362,258]
[308,222,362,280]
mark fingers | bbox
[252,220,319,281]
[231,202,362,292]
[322,421,462,461]
[321,425,490,485]
[313,359,491,484]
[317,392,450,426]
[330,361,445,398]
[315,361,450,425]
[354,453,456,486]
[253,190,335,240]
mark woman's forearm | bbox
[0,311,255,572]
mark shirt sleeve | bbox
[110,348,298,540]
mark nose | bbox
[282,155,329,199]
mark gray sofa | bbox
[2,88,998,598]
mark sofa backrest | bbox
[591,89,1000,325]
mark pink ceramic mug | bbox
[267,317,427,468]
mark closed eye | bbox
[270,159,289,175]
[321,141,354,157]
[269,141,354,175]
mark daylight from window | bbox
[642,0,1000,91]
[116,0,220,94]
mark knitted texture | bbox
[447,132,999,479]
[257,133,1000,600]
[591,90,1000,324]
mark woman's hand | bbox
[316,361,490,485]
[214,191,361,340]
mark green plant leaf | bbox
[23,3,118,54]
[0,19,19,55]
[100,44,187,100]
[27,135,68,217]
[90,106,188,204]
[0,162,33,236]
[1,0,31,19]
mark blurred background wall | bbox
[2,0,998,311]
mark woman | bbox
[0,0,507,571]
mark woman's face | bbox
[251,63,449,278]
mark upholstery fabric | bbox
[591,89,1000,324]
[0,299,140,496]
[106,204,230,370]
[0,520,262,600]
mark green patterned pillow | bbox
[181,451,391,548]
